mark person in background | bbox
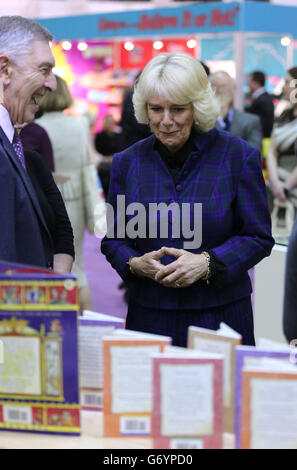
[0,15,64,270]
[120,72,151,151]
[200,61,210,77]
[36,75,97,312]
[266,67,297,204]
[101,52,274,347]
[94,114,122,200]
[246,71,275,138]
[283,205,297,343]
[210,71,262,152]
[20,110,55,171]
[25,149,74,271]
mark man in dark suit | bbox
[210,71,262,152]
[246,71,274,138]
[0,16,70,270]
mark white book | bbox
[82,309,124,323]
[188,322,242,433]
[112,328,172,342]
[163,344,223,359]
[258,337,291,350]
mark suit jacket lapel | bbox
[230,109,240,136]
[215,120,224,132]
[0,126,51,236]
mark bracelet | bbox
[127,256,136,274]
[201,251,211,281]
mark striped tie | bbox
[12,130,26,169]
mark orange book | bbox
[103,331,171,437]
[241,361,297,449]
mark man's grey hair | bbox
[0,16,53,65]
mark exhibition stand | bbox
[37,1,297,110]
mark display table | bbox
[0,411,235,449]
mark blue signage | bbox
[37,2,242,40]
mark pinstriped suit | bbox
[101,128,274,345]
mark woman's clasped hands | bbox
[130,246,208,288]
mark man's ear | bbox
[0,56,13,85]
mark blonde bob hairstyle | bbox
[133,52,219,133]
[39,75,73,112]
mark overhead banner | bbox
[37,2,242,40]
[37,2,297,41]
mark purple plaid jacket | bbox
[101,127,274,310]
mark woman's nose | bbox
[161,110,173,125]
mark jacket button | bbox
[176,184,182,191]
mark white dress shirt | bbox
[252,87,266,100]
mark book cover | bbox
[188,323,241,433]
[152,348,223,449]
[0,261,80,435]
[234,345,293,448]
[78,310,125,411]
[240,363,297,449]
[102,332,171,437]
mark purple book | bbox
[234,345,292,448]
[78,311,125,411]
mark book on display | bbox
[152,345,223,449]
[78,310,125,411]
[0,261,80,435]
[234,342,293,448]
[187,322,241,433]
[102,330,171,437]
[240,356,297,449]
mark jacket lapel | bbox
[230,109,241,136]
[0,126,51,236]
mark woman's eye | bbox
[150,107,162,112]
[173,108,184,112]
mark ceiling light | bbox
[153,41,164,50]
[62,41,72,51]
[187,39,197,49]
[281,36,291,47]
[78,42,88,52]
[124,41,134,51]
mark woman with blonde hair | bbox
[101,52,274,346]
[37,75,99,312]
